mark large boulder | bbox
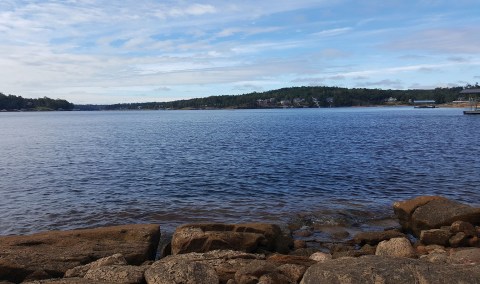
[0,224,160,283]
[148,250,265,283]
[300,255,480,284]
[393,196,480,236]
[171,223,292,255]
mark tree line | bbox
[76,86,466,110]
[0,93,74,111]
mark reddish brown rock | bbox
[293,240,306,249]
[84,265,147,284]
[420,229,452,246]
[451,221,476,237]
[449,232,469,248]
[0,224,160,283]
[410,199,480,236]
[393,196,447,230]
[171,223,292,255]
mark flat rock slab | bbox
[171,223,292,255]
[301,255,480,284]
[0,224,160,283]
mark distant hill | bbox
[75,86,464,110]
[0,93,74,111]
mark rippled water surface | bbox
[1,108,479,235]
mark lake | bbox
[0,107,479,236]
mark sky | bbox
[0,0,479,104]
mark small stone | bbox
[424,245,446,253]
[294,230,312,238]
[360,244,376,255]
[353,230,405,246]
[451,221,476,237]
[420,229,451,246]
[449,232,468,248]
[277,264,307,283]
[309,252,332,262]
[421,252,448,263]
[468,236,479,247]
[293,240,306,249]
[375,237,416,258]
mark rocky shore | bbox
[1,195,480,283]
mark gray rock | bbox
[375,237,416,258]
[84,265,147,284]
[0,224,160,283]
[145,259,219,284]
[300,255,480,284]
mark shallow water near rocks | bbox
[0,108,479,237]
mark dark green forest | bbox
[0,93,74,111]
[1,85,471,111]
[76,86,465,111]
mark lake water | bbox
[0,107,479,236]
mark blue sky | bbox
[1,0,479,104]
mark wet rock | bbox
[420,229,451,246]
[393,196,447,231]
[449,232,469,248]
[451,221,476,237]
[410,198,480,236]
[0,224,160,283]
[375,237,416,258]
[300,255,480,284]
[65,253,128,278]
[309,252,332,262]
[84,265,147,284]
[353,229,405,246]
[171,223,292,255]
[293,240,306,249]
[293,230,312,238]
[145,259,219,284]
